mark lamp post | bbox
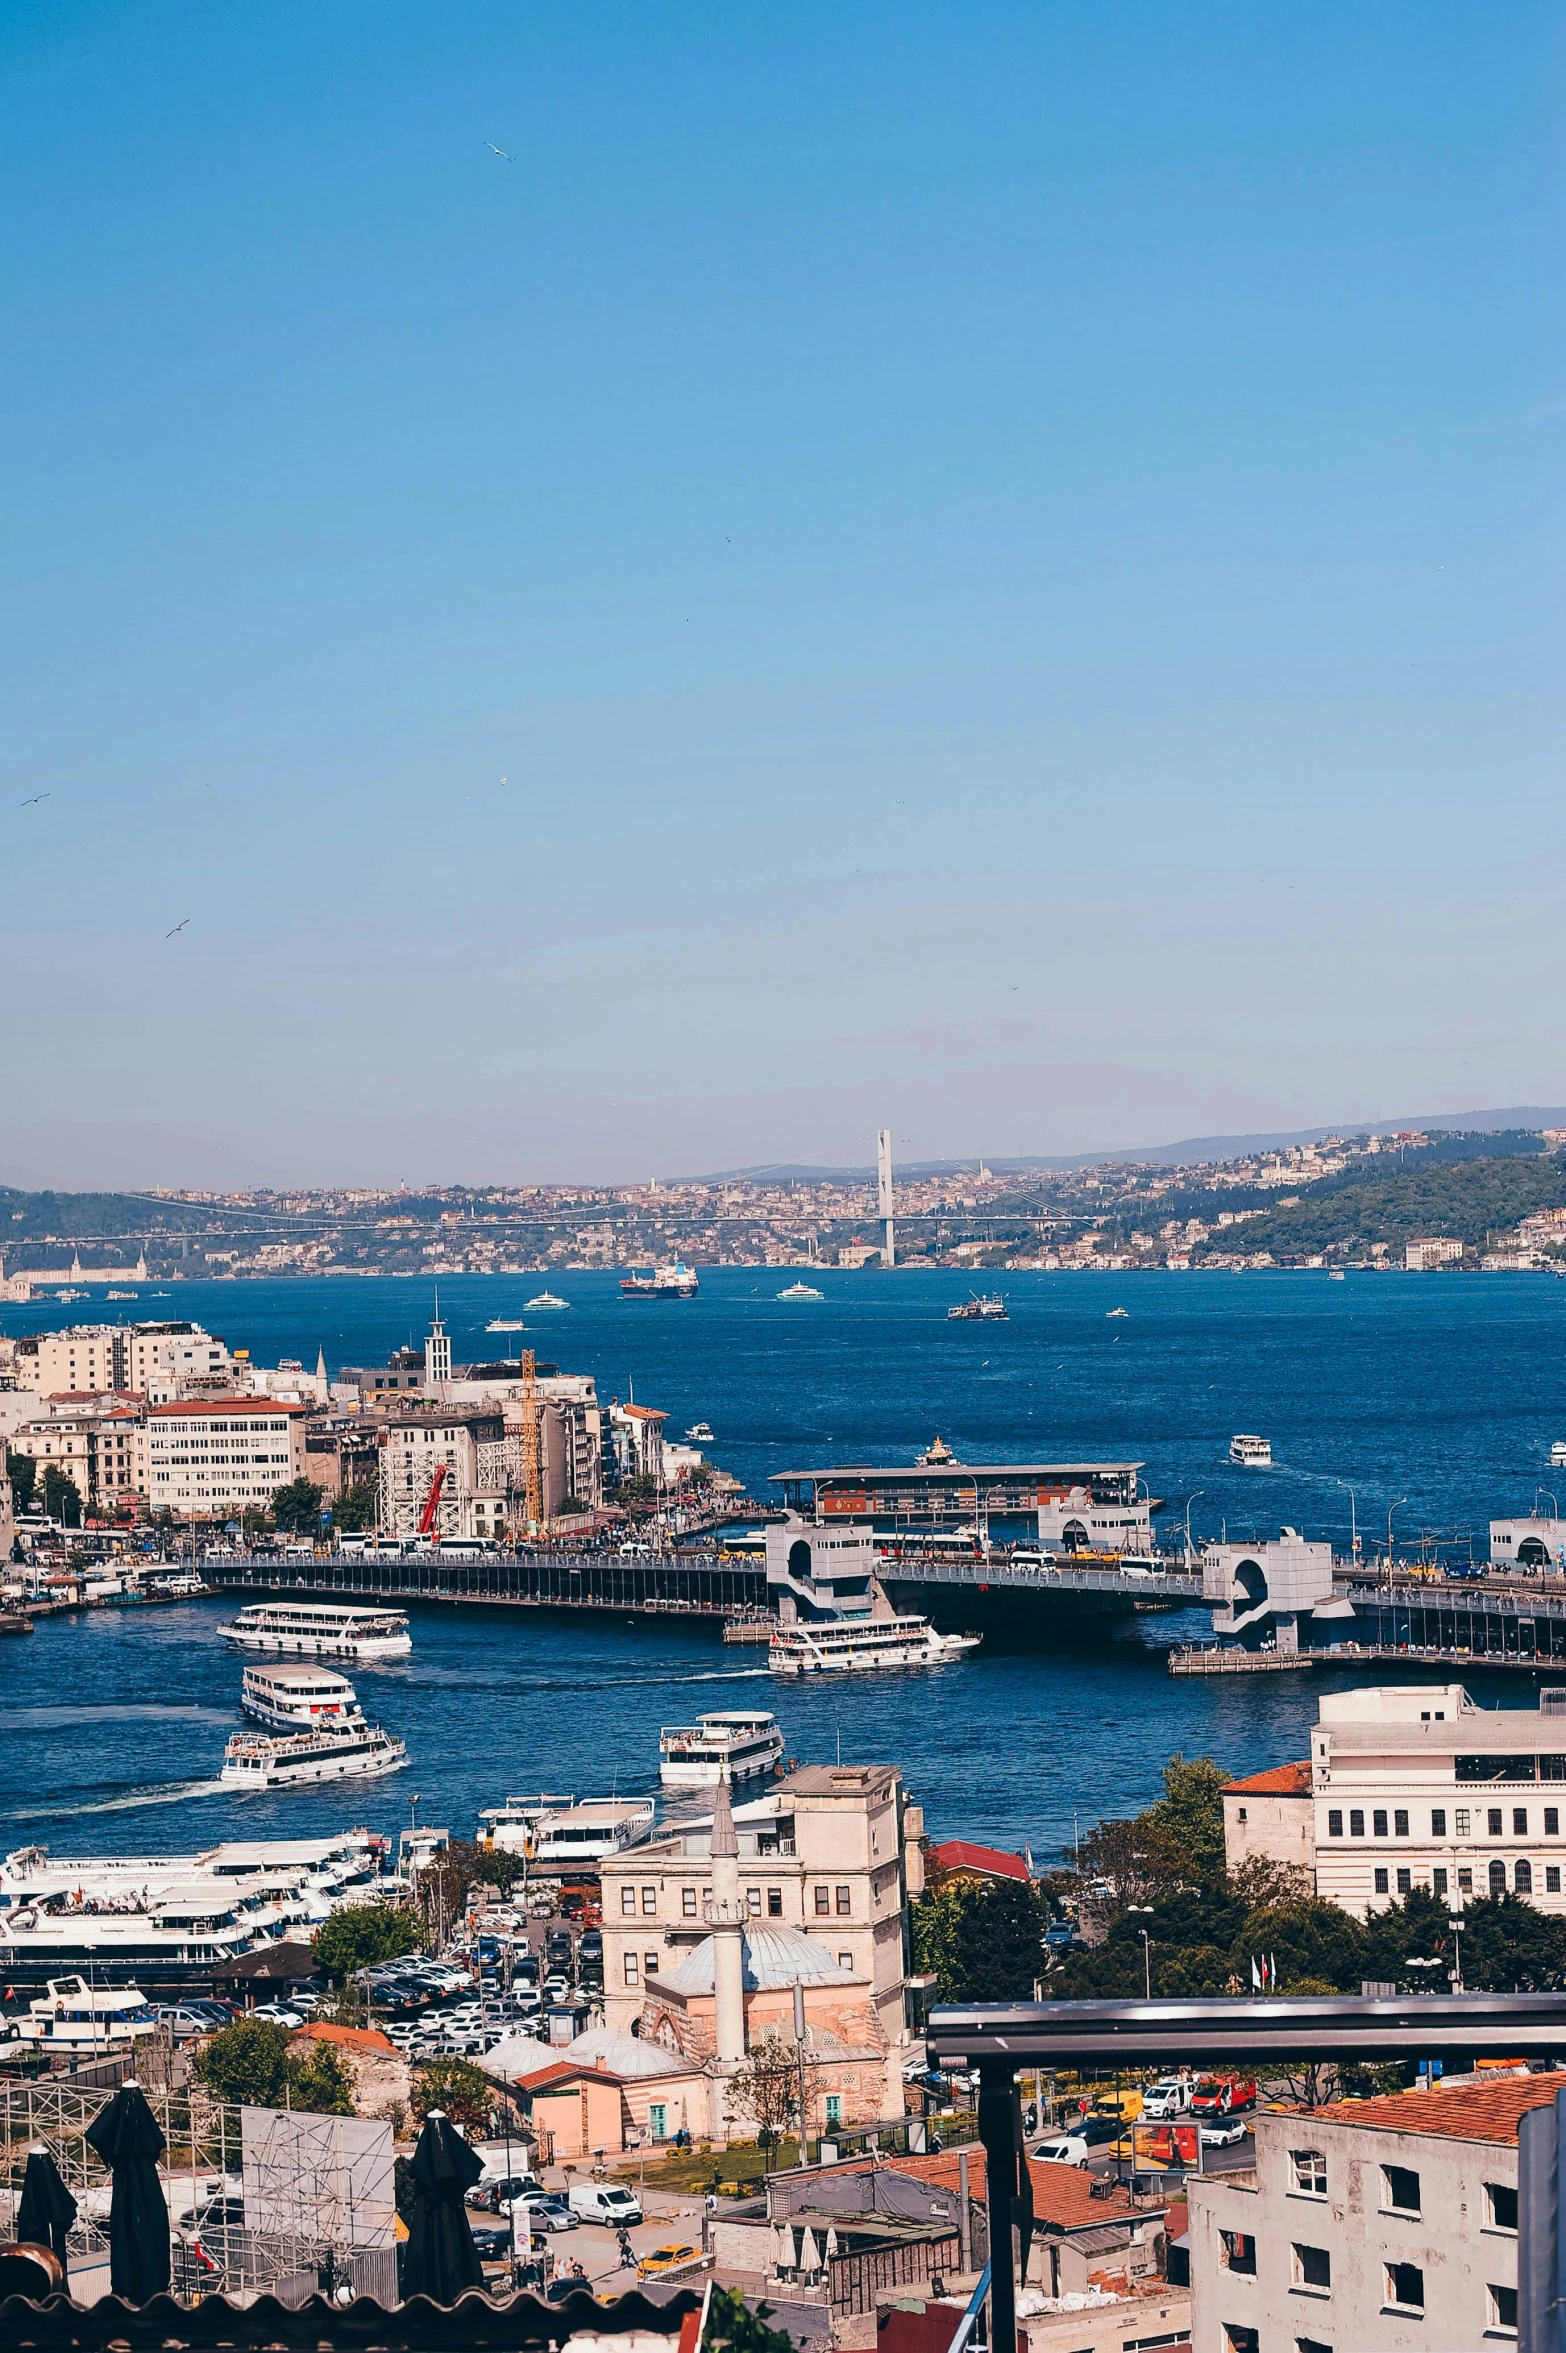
[1386,1498,1409,1609]
[1183,1494,1205,1569]
[1335,1481,1359,1562]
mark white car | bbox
[1199,2119,1250,2147]
[250,2004,304,2028]
[1141,2079,1194,2120]
[1030,2132,1097,2169]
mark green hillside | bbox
[1197,1153,1566,1259]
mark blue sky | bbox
[4,2,1563,1185]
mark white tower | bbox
[706,1773,747,2075]
[424,1292,451,1389]
[876,1129,895,1268]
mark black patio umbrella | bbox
[403,2111,484,2302]
[83,2079,169,2303]
[17,2145,78,2284]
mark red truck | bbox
[1190,2075,1257,2115]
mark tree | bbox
[703,2285,794,2353]
[7,1452,36,1514]
[334,1483,380,1533]
[724,2030,800,2156]
[192,2018,354,2115]
[41,1465,83,1528]
[411,2057,493,2137]
[314,1903,423,1981]
[1459,1894,1566,1991]
[1229,1898,1367,1993]
[950,1878,1048,2001]
[910,1878,981,1999]
[272,1478,325,1534]
[1140,1756,1230,1887]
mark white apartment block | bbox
[15,1321,232,1399]
[1403,1236,1464,1271]
[1187,2073,1544,2353]
[1310,1684,1566,1915]
[377,1409,507,1540]
[142,1401,307,1519]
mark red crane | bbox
[417,1462,447,1540]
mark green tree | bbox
[6,1451,36,1514]
[1141,1756,1230,1887]
[724,2029,800,2156]
[411,2057,493,2137]
[272,1477,325,1534]
[314,1903,423,1980]
[41,1465,83,1528]
[192,2018,353,2115]
[1460,1893,1566,1991]
[333,1482,380,1532]
[703,2286,794,2353]
[910,1878,981,1998]
[950,1877,1048,2001]
[1230,1898,1367,1993]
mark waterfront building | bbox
[1404,1236,1465,1271]
[1201,1531,1340,1654]
[770,1457,1147,1550]
[376,1406,507,1540]
[141,1398,307,1519]
[1186,2073,1539,2353]
[11,1399,144,1510]
[1490,1512,1566,1570]
[611,1400,668,1484]
[1224,1683,1566,1916]
[12,1320,232,1398]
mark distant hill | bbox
[1197,1152,1566,1259]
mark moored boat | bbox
[16,1975,158,2055]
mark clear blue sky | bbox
[5,2,1563,1185]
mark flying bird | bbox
[485,142,515,161]
[165,918,190,937]
[19,793,49,806]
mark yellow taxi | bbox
[638,2242,702,2279]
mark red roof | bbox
[1313,2072,1563,2144]
[931,1839,1029,1882]
[295,2021,397,2054]
[1224,1761,1313,1797]
[849,2147,1145,2229]
[517,2060,625,2092]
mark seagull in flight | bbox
[165,917,190,937]
[485,142,515,161]
[19,793,49,806]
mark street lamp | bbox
[1183,1494,1205,1568]
[1125,1907,1155,1999]
[1334,1481,1359,1561]
[1386,1498,1409,1600]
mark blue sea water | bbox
[3,1267,1566,1864]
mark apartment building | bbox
[598,1763,923,2126]
[13,1321,233,1398]
[141,1400,307,1519]
[1226,1684,1566,1917]
[610,1400,667,1483]
[1187,2072,1547,2353]
[11,1402,143,1510]
[377,1407,507,1540]
[1403,1236,1464,1272]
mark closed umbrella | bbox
[798,2227,821,2277]
[774,2226,796,2273]
[84,2081,168,2303]
[403,2111,484,2302]
[824,2224,839,2259]
[17,2146,77,2283]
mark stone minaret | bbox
[707,1772,747,2073]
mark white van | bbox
[567,2182,643,2227]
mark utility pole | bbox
[793,1979,809,2159]
[877,1130,896,1269]
[521,1350,542,1536]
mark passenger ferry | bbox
[1229,1434,1273,1468]
[16,1975,158,2055]
[220,1721,407,1790]
[947,1294,1007,1321]
[220,1603,412,1659]
[478,1794,656,1864]
[769,1615,981,1676]
[659,1711,785,1787]
[776,1282,824,1301]
[526,1291,570,1311]
[240,1663,363,1731]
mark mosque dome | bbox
[665,1923,855,1994]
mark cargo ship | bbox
[620,1261,699,1299]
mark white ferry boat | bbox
[769,1616,981,1676]
[1229,1434,1273,1468]
[486,1319,527,1332]
[220,1602,412,1659]
[776,1282,824,1301]
[947,1294,1007,1322]
[659,1710,785,1787]
[477,1794,656,1864]
[526,1291,570,1311]
[1552,1440,1566,1469]
[16,1975,158,2055]
[220,1721,407,1790]
[686,1421,716,1443]
[241,1663,363,1731]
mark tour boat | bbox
[220,1721,407,1790]
[220,1603,412,1659]
[16,1975,158,2055]
[1229,1435,1273,1468]
[1552,1441,1566,1469]
[240,1663,364,1732]
[947,1295,1007,1321]
[486,1319,527,1333]
[659,1711,785,1787]
[685,1421,716,1443]
[769,1616,981,1676]
[526,1292,570,1311]
[620,1262,699,1298]
[776,1282,824,1301]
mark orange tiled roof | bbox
[932,1839,1029,1882]
[840,2147,1145,2230]
[295,2022,397,2054]
[1312,2072,1563,2143]
[1225,1762,1313,1797]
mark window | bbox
[1221,2231,1257,2275]
[1291,2149,1327,2196]
[1460,1866,1474,1890]
[1386,2263,1424,2312]
[1395,1809,1409,1836]
[814,1887,831,1915]
[642,1887,657,1914]
[1224,2332,1259,2353]
[623,1954,639,1986]
[1548,1810,1560,1836]
[1292,2244,1331,2292]
[1434,1866,1449,1894]
[1373,1810,1389,1838]
[1515,1809,1529,1837]
[1491,1860,1508,1894]
[621,1887,637,1916]
[747,1888,762,1915]
[1327,1810,1343,1837]
[767,1888,783,1917]
[1549,1868,1561,1894]
[1374,1869,1389,1894]
[649,2102,668,2140]
[1516,1859,1533,1894]
[1396,1868,1412,1895]
[1350,1810,1365,1837]
[824,2094,842,2128]
[1457,1809,1471,1836]
[1297,2340,1333,2353]
[1488,2285,1518,2336]
[682,1887,698,1918]
[1382,2165,1421,2215]
[835,1885,852,1914]
[838,1950,853,1969]
[1459,1757,1537,1783]
[645,1952,659,1976]
[1489,1808,1505,1837]
[1237,1808,1247,1823]
[1485,2183,1519,2232]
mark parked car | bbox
[469,2224,514,2260]
[507,2192,576,2231]
[156,2006,222,2041]
[567,2182,643,2227]
[1031,2131,1096,2169]
[1199,2119,1250,2147]
[249,2004,304,2028]
[1141,2078,1195,2120]
[468,2176,540,2212]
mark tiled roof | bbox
[295,2022,396,2054]
[931,1839,1029,1881]
[1224,1761,1313,1796]
[846,2148,1146,2231]
[1312,2071,1563,2143]
[516,2059,624,2092]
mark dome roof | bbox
[664,1923,855,1994]
[486,2023,697,2081]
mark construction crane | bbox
[417,1462,447,1541]
[520,1349,542,1534]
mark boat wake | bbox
[2,1777,229,1822]
[0,1705,234,1731]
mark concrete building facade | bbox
[141,1400,307,1518]
[377,1408,507,1540]
[1221,1763,1316,1883]
[12,1402,143,1511]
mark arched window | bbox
[1490,1860,1508,1894]
[788,1540,813,1578]
[1519,1539,1549,1569]
[1516,1859,1534,1894]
